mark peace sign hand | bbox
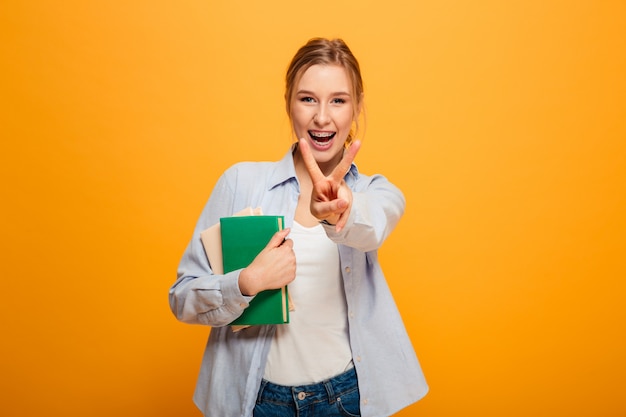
[299,138,362,232]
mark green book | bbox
[220,215,289,326]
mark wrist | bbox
[238,268,259,296]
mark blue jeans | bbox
[253,367,361,417]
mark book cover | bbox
[200,207,262,275]
[220,215,289,326]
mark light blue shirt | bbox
[169,146,428,417]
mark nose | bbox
[314,104,330,125]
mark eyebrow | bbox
[296,89,351,97]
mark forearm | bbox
[169,268,252,327]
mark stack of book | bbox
[200,208,290,329]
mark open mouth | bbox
[308,130,336,147]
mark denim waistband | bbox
[256,367,358,407]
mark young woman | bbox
[170,38,428,417]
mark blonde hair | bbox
[285,38,364,145]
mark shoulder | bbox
[221,160,278,182]
[220,148,296,189]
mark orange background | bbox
[1,1,625,416]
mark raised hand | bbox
[299,138,362,232]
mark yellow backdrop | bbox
[2,1,625,416]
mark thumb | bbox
[336,199,348,210]
[266,228,291,249]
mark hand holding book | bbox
[238,228,296,296]
[200,209,294,328]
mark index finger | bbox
[298,139,326,183]
[330,140,361,182]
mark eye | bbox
[331,97,346,104]
[299,96,315,103]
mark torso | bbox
[264,220,352,385]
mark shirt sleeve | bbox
[321,173,405,252]
[168,170,253,327]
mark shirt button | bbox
[356,356,362,362]
[363,399,369,405]
[345,266,351,273]
[297,392,306,400]
[239,303,246,308]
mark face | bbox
[291,64,356,169]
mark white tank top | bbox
[263,221,353,386]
